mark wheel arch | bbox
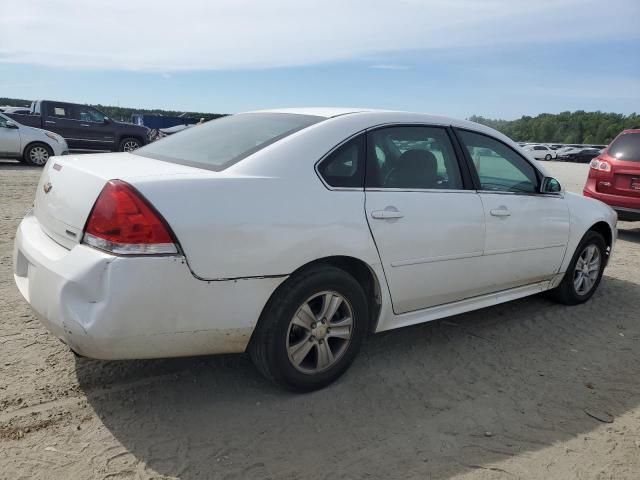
[117,135,145,150]
[588,221,613,258]
[254,255,384,342]
[23,140,53,156]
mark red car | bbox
[584,129,640,221]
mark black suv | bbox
[6,100,149,152]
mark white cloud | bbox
[370,64,410,70]
[0,0,638,71]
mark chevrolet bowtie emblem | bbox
[43,182,53,194]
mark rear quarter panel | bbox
[133,175,380,280]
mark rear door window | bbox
[608,133,640,161]
[366,126,464,190]
[48,104,72,119]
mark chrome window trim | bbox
[365,188,475,194]
[476,189,564,198]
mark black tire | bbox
[118,137,142,152]
[548,231,606,305]
[249,265,368,392]
[545,154,552,161]
[23,142,53,166]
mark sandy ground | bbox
[1,159,639,480]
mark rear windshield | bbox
[608,133,640,162]
[134,113,323,171]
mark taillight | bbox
[82,180,178,255]
[589,158,611,172]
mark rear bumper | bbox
[13,213,285,359]
[584,181,640,220]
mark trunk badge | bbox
[53,163,62,171]
[43,182,53,194]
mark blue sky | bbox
[1,0,638,120]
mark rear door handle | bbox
[80,124,90,127]
[45,120,56,124]
[371,209,404,219]
[490,207,511,217]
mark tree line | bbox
[469,111,640,145]
[3,96,637,144]
[0,97,225,122]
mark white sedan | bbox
[0,113,68,165]
[523,144,557,161]
[13,108,617,391]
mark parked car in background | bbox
[560,147,601,163]
[1,106,31,115]
[556,146,579,156]
[523,144,557,160]
[0,113,68,165]
[14,108,616,391]
[6,100,149,152]
[584,129,640,221]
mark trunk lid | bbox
[610,160,640,198]
[34,152,208,249]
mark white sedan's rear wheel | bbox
[249,265,368,391]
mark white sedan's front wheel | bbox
[249,265,368,391]
[549,231,606,305]
[24,143,52,166]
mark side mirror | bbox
[541,176,562,194]
[3,120,19,129]
[103,117,111,124]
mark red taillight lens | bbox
[82,180,178,255]
[589,158,611,172]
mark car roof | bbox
[244,107,500,133]
[246,107,379,118]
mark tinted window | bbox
[534,146,546,151]
[134,113,322,171]
[76,106,107,123]
[48,104,71,118]
[458,130,539,193]
[366,126,463,190]
[317,136,364,188]
[608,133,640,161]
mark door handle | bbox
[371,209,404,219]
[45,120,56,124]
[80,124,90,127]
[490,207,511,217]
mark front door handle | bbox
[490,207,511,217]
[371,209,404,219]
[80,124,91,127]
[45,120,56,124]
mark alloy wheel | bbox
[573,244,601,295]
[286,291,354,374]
[122,140,140,152]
